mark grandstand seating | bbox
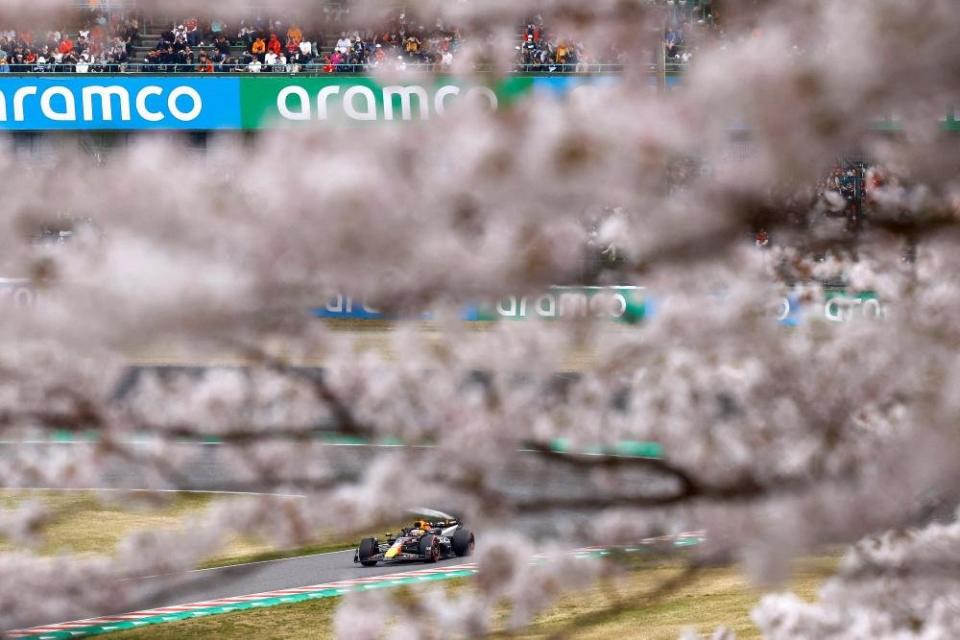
[0,1,716,73]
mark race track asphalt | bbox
[125,549,468,613]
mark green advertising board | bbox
[238,76,540,128]
[470,286,648,323]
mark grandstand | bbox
[0,0,717,74]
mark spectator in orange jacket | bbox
[58,36,74,55]
[286,24,302,45]
[251,37,266,58]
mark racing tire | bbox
[358,538,379,567]
[452,528,475,557]
[419,534,440,563]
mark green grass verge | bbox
[0,490,369,569]
[489,557,837,640]
[0,490,213,556]
[108,557,837,640]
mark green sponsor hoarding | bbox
[872,107,960,132]
[471,286,648,323]
[239,76,540,129]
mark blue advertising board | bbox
[0,76,241,130]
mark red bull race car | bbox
[354,508,475,566]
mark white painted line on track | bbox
[1,487,307,498]
[0,440,433,450]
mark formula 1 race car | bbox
[354,508,475,567]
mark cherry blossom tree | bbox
[2,0,960,637]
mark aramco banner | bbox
[1,277,883,325]
[313,286,650,322]
[0,76,241,130]
[0,75,614,131]
[0,75,957,132]
[314,287,884,325]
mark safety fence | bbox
[0,62,688,75]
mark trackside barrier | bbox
[314,286,650,323]
[314,286,884,326]
[0,279,884,325]
[0,62,642,75]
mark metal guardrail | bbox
[0,62,688,75]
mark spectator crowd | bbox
[0,1,718,74]
[159,12,465,74]
[0,11,137,73]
